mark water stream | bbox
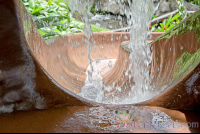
[70,0,159,104]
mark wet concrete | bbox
[0,106,199,133]
[1,0,200,133]
[0,2,200,132]
[0,0,170,111]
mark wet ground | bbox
[0,106,199,133]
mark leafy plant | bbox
[22,0,110,40]
[90,3,109,15]
[177,0,189,20]
[91,25,110,32]
[151,13,180,32]
[186,0,200,6]
[173,49,200,79]
[90,4,96,14]
[151,0,196,32]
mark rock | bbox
[0,70,3,96]
[99,0,130,16]
[89,14,128,29]
[72,0,199,30]
[72,11,94,22]
[0,87,3,98]
[72,12,84,22]
[70,0,95,22]
[183,1,200,11]
[68,0,95,7]
[35,96,46,110]
[153,0,161,8]
[99,0,159,16]
[15,101,34,111]
[2,91,21,103]
[0,104,14,113]
[99,0,120,14]
[0,99,2,105]
[98,0,199,17]
[155,0,199,17]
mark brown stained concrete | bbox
[0,0,166,111]
[137,30,200,109]
[0,0,200,114]
[0,1,200,132]
[0,0,92,111]
[0,106,199,133]
[116,30,200,110]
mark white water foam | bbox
[79,59,116,102]
[72,0,162,104]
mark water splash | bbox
[71,0,158,104]
[123,0,155,101]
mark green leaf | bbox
[38,30,46,36]
[167,24,175,30]
[166,14,173,27]
[160,23,164,29]
[59,3,67,7]
[53,28,61,33]
[151,15,157,21]
[48,13,59,17]
[48,0,52,5]
[29,0,35,8]
[52,22,65,26]
[42,12,48,17]
[166,15,180,29]
[54,6,60,12]
[61,31,68,35]
[157,29,163,32]
[32,7,43,15]
[69,23,75,28]
[40,27,52,33]
[152,23,157,27]
[42,31,58,38]
[168,14,180,25]
[163,19,167,26]
[34,15,68,28]
[60,19,68,24]
[23,2,29,6]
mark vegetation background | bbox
[22,0,200,40]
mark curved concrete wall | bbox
[0,0,200,112]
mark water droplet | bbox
[181,46,184,50]
[58,54,61,58]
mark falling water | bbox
[70,0,159,104]
[122,0,155,102]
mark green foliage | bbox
[91,25,110,32]
[186,0,200,6]
[151,15,157,21]
[90,4,96,14]
[98,11,109,15]
[22,0,110,40]
[173,49,200,79]
[177,0,189,20]
[151,10,200,44]
[152,0,198,32]
[151,13,180,32]
[90,3,109,15]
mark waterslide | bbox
[0,0,200,112]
